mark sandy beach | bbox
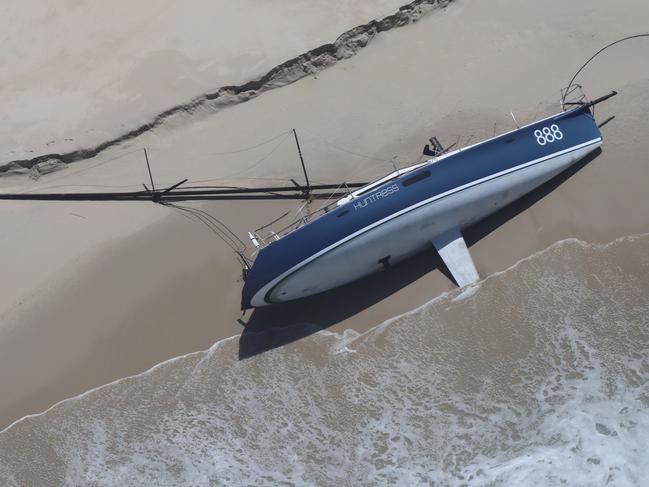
[1,0,648,439]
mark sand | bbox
[0,0,410,162]
[1,0,649,428]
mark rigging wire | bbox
[20,147,147,194]
[562,33,649,106]
[187,176,302,185]
[298,127,397,164]
[164,202,247,254]
[254,210,292,234]
[21,130,294,193]
[213,131,292,180]
[169,205,243,255]
[186,205,247,251]
[315,180,348,211]
[196,129,292,156]
[17,125,390,195]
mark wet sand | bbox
[1,0,649,429]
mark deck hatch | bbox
[403,169,432,187]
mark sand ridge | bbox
[0,0,449,168]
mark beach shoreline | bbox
[1,0,649,429]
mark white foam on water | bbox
[453,352,649,486]
[1,233,649,486]
[451,282,481,303]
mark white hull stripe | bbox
[252,137,602,305]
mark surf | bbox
[1,233,648,486]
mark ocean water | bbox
[1,234,648,486]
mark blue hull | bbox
[242,105,602,308]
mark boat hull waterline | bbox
[241,105,602,308]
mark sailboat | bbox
[240,92,616,308]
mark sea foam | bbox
[1,234,648,486]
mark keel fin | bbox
[432,228,480,287]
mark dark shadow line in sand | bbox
[238,147,602,359]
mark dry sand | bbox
[1,0,649,428]
[0,0,410,161]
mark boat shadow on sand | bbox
[238,148,602,359]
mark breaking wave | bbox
[1,234,648,486]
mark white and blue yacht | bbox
[241,93,615,309]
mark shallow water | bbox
[1,234,648,486]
